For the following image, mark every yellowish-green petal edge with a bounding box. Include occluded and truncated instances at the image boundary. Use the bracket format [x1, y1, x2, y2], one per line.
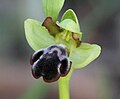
[69, 43, 101, 69]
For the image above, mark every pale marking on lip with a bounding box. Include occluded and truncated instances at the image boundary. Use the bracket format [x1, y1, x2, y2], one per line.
[48, 45, 68, 61]
[57, 63, 61, 74]
[50, 47, 61, 55]
[32, 59, 39, 70]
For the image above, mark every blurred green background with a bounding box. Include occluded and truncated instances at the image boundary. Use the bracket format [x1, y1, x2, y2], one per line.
[0, 0, 120, 99]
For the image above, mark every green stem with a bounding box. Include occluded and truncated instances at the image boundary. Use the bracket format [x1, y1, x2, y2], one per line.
[58, 68, 73, 99]
[58, 78, 70, 99]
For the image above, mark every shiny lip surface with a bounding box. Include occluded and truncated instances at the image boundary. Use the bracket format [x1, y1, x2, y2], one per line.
[30, 44, 72, 83]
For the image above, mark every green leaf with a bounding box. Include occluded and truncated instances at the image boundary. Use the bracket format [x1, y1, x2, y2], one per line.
[69, 43, 101, 69]
[42, 0, 65, 22]
[56, 19, 81, 34]
[24, 19, 55, 51]
[61, 9, 80, 30]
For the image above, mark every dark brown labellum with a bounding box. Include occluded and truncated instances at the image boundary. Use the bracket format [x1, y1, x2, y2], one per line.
[30, 50, 44, 65]
[30, 44, 72, 83]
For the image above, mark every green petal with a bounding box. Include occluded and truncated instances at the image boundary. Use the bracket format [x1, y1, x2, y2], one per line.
[56, 19, 82, 35]
[24, 19, 55, 51]
[61, 9, 80, 30]
[42, 0, 65, 22]
[69, 43, 101, 69]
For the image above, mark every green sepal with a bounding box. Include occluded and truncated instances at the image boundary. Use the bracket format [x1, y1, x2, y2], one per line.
[56, 19, 82, 35]
[24, 19, 55, 51]
[42, 0, 65, 22]
[61, 9, 80, 30]
[69, 43, 101, 69]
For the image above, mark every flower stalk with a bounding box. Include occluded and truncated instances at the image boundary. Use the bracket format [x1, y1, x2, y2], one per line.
[58, 67, 73, 99]
[58, 78, 70, 99]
